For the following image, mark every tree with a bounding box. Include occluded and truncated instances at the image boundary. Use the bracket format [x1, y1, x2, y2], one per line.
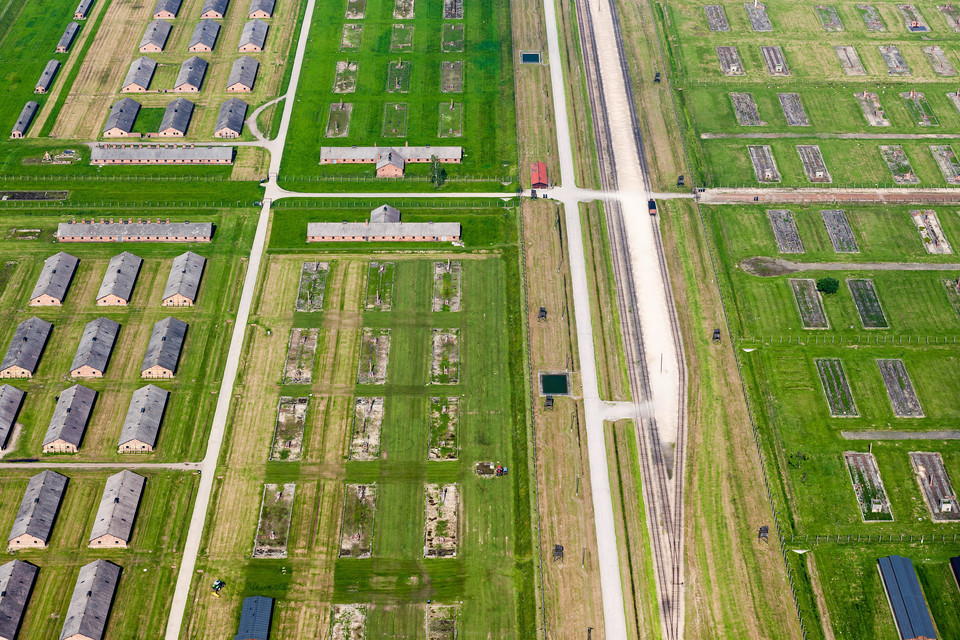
[816, 277, 840, 294]
[430, 155, 447, 189]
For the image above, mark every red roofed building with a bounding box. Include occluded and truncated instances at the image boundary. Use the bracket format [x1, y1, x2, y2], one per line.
[531, 162, 548, 189]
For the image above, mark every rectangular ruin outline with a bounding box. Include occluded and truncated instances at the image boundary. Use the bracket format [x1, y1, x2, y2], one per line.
[428, 395, 460, 460]
[338, 483, 378, 558]
[797, 145, 832, 183]
[931, 145, 960, 183]
[924, 45, 956, 76]
[909, 451, 960, 521]
[296, 261, 329, 311]
[744, 1, 773, 31]
[426, 603, 460, 640]
[760, 45, 790, 76]
[704, 4, 729, 30]
[269, 396, 309, 461]
[815, 357, 860, 417]
[820, 209, 860, 253]
[877, 358, 924, 417]
[252, 482, 296, 558]
[767, 209, 804, 253]
[835, 45, 866, 76]
[901, 91, 939, 127]
[282, 327, 319, 384]
[749, 145, 780, 183]
[789, 278, 829, 329]
[364, 261, 395, 310]
[430, 327, 461, 384]
[844, 451, 894, 522]
[730, 92, 765, 127]
[847, 278, 889, 329]
[330, 604, 367, 640]
[910, 209, 953, 253]
[879, 45, 910, 76]
[349, 396, 384, 460]
[879, 145, 920, 184]
[424, 482, 460, 557]
[717, 46, 745, 76]
[857, 3, 886, 31]
[855, 91, 890, 127]
[432, 260, 462, 311]
[357, 327, 391, 384]
[816, 4, 844, 31]
[778, 93, 810, 126]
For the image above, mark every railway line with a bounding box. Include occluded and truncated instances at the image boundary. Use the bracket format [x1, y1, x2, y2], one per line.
[570, 0, 688, 635]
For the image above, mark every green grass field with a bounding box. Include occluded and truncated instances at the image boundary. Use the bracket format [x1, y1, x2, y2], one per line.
[182, 205, 534, 638]
[0, 208, 256, 461]
[655, 0, 960, 185]
[0, 469, 198, 639]
[704, 202, 960, 637]
[278, 0, 517, 190]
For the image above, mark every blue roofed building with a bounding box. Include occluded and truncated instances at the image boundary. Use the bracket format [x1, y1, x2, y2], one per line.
[878, 555, 937, 640]
[235, 596, 273, 640]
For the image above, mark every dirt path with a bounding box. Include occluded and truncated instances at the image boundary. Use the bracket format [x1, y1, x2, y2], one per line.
[804, 553, 837, 640]
[701, 188, 960, 205]
[842, 430, 960, 440]
[741, 256, 960, 276]
[702, 132, 960, 140]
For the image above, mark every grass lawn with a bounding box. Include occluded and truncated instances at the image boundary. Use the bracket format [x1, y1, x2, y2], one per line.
[180, 206, 534, 638]
[278, 0, 517, 190]
[656, 0, 960, 185]
[809, 544, 960, 640]
[0, 207, 256, 461]
[700, 199, 960, 635]
[0, 469, 198, 639]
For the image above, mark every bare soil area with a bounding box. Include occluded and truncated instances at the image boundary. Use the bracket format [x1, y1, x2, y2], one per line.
[424, 483, 459, 557]
[270, 396, 309, 461]
[749, 145, 780, 182]
[432, 261, 462, 311]
[911, 209, 953, 253]
[339, 483, 377, 557]
[357, 328, 391, 384]
[845, 452, 893, 521]
[346, 0, 366, 18]
[253, 483, 296, 558]
[394, 0, 415, 19]
[428, 396, 459, 460]
[430, 329, 461, 384]
[768, 209, 804, 253]
[910, 452, 960, 520]
[283, 328, 319, 384]
[349, 397, 384, 460]
[427, 604, 459, 640]
[330, 604, 366, 640]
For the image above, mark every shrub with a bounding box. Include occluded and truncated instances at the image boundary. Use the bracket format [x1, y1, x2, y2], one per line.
[816, 277, 840, 294]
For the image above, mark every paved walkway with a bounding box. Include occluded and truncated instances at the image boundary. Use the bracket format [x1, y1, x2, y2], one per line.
[701, 132, 960, 140]
[842, 430, 960, 440]
[0, 461, 200, 470]
[701, 187, 960, 205]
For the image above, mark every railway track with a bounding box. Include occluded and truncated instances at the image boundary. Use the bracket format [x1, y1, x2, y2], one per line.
[570, 0, 688, 636]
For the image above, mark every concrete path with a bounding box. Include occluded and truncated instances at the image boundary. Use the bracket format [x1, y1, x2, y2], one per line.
[540, 0, 630, 635]
[701, 187, 960, 205]
[842, 430, 960, 440]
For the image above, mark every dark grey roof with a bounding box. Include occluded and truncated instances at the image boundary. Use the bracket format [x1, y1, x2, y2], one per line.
[57, 22, 80, 51]
[97, 251, 142, 302]
[227, 56, 258, 89]
[0, 560, 38, 640]
[36, 60, 61, 91]
[878, 555, 937, 640]
[215, 98, 247, 135]
[239, 19, 268, 49]
[175, 56, 207, 91]
[141, 317, 187, 373]
[60, 560, 121, 640]
[75, 0, 94, 15]
[9, 470, 68, 543]
[235, 596, 273, 640]
[103, 98, 140, 134]
[89, 470, 144, 543]
[140, 20, 171, 50]
[11, 101, 38, 136]
[153, 0, 181, 16]
[70, 317, 120, 374]
[0, 384, 25, 449]
[371, 205, 400, 223]
[189, 19, 220, 49]
[118, 384, 168, 448]
[248, 0, 274, 15]
[163, 251, 205, 302]
[1, 317, 53, 375]
[43, 384, 97, 449]
[31, 251, 79, 303]
[59, 220, 214, 239]
[160, 98, 194, 135]
[201, 0, 229, 15]
[122, 57, 156, 90]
